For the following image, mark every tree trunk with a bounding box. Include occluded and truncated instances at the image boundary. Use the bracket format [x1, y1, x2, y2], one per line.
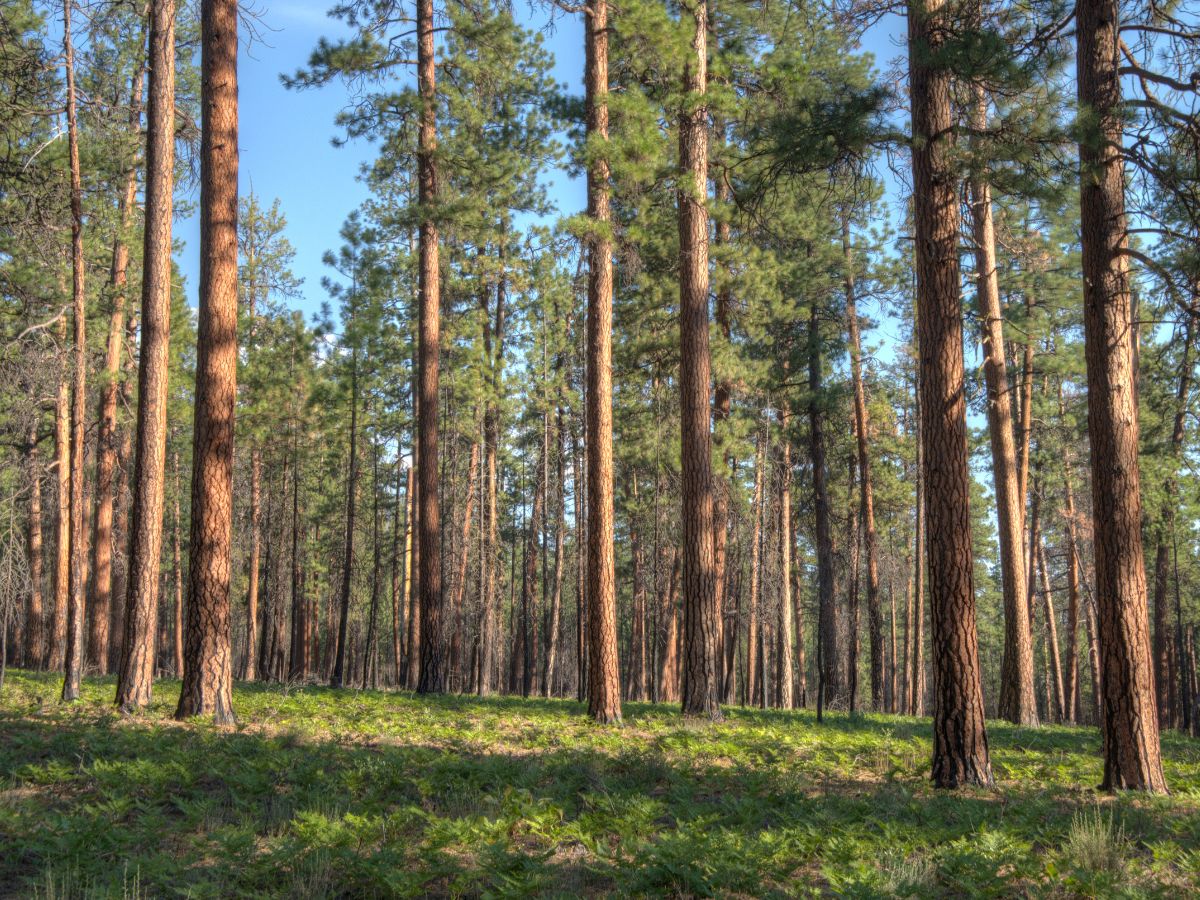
[290, 432, 307, 682]
[845, 453, 860, 712]
[1061, 403, 1082, 724]
[746, 427, 765, 706]
[545, 412, 567, 697]
[331, 354, 359, 688]
[26, 428, 45, 669]
[809, 305, 839, 709]
[1076, 0, 1166, 793]
[115, 0, 175, 709]
[843, 222, 884, 711]
[583, 0, 621, 724]
[1037, 540, 1065, 722]
[450, 442, 479, 690]
[391, 463, 409, 686]
[49, 319, 70, 673]
[776, 414, 794, 709]
[362, 433, 382, 690]
[908, 0, 992, 786]
[676, 0, 721, 722]
[1152, 305, 1195, 728]
[970, 89, 1038, 728]
[175, 0, 238, 724]
[61, 0, 88, 702]
[414, 0, 444, 695]
[91, 47, 146, 676]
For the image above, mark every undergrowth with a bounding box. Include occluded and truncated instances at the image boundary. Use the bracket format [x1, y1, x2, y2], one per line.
[1, 670, 1198, 897]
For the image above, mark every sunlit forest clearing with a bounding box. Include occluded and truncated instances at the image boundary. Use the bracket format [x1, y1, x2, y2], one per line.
[3, 0, 1200, 889]
[2, 670, 1199, 897]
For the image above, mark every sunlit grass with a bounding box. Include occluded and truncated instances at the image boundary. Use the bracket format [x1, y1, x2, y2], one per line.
[2, 669, 1198, 897]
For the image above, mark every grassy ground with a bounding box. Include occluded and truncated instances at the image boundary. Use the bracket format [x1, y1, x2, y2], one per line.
[1, 671, 1198, 898]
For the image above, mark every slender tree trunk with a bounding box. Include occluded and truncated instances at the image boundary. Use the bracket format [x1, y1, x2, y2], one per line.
[362, 433, 383, 690]
[544, 412, 567, 697]
[583, 0, 621, 724]
[406, 431, 421, 688]
[1037, 540, 1065, 722]
[846, 453, 860, 712]
[391, 462, 408, 686]
[746, 427, 765, 705]
[116, 0, 175, 709]
[911, 373, 927, 717]
[908, 0, 991, 786]
[331, 355, 359, 688]
[61, 0, 88, 702]
[843, 221, 884, 710]
[415, 0, 444, 695]
[1076, 0, 1166, 792]
[1152, 305, 1195, 728]
[290, 433, 307, 682]
[1060, 401, 1082, 724]
[970, 89, 1038, 727]
[91, 48, 146, 675]
[171, 451, 184, 677]
[450, 442, 479, 690]
[49, 319, 70, 673]
[176, 0, 238, 724]
[26, 428, 45, 669]
[809, 306, 839, 709]
[776, 414, 795, 709]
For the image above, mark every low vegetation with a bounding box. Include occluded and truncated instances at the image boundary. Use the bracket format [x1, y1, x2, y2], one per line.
[2, 670, 1198, 897]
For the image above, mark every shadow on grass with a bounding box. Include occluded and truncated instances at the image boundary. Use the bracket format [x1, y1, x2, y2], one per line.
[1, 671, 1198, 897]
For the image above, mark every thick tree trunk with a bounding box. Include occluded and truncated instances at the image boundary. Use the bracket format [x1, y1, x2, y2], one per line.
[176, 0, 238, 724]
[61, 0, 88, 702]
[115, 0, 175, 709]
[415, 0, 444, 695]
[676, 0, 721, 722]
[970, 89, 1038, 727]
[583, 0, 621, 724]
[1076, 0, 1166, 793]
[908, 0, 992, 786]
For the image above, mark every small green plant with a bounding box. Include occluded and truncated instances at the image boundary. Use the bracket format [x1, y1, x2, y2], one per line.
[1064, 805, 1127, 877]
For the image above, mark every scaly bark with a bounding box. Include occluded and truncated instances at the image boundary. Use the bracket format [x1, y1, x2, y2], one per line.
[415, 0, 445, 695]
[909, 0, 992, 786]
[61, 0, 87, 702]
[1076, 0, 1166, 792]
[176, 0, 238, 724]
[970, 86, 1038, 727]
[116, 0, 175, 710]
[584, 0, 621, 724]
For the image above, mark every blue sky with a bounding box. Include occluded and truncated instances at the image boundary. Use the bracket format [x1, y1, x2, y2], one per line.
[173, 2, 910, 323]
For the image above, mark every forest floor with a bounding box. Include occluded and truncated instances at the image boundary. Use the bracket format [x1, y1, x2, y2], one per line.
[1, 671, 1199, 898]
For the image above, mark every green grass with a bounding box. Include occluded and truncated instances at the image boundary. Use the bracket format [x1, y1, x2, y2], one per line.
[1, 670, 1198, 898]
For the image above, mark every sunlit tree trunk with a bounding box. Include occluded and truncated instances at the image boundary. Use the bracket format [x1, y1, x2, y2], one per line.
[176, 0, 238, 724]
[1076, 0, 1166, 792]
[116, 0, 175, 709]
[908, 0, 991, 786]
[583, 0, 621, 724]
[415, 0, 445, 695]
[61, 0, 88, 702]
